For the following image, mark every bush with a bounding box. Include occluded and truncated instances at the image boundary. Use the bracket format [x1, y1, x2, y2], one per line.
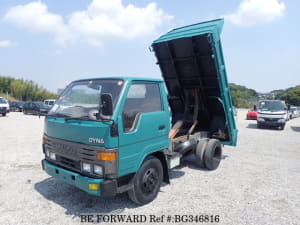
[0, 75, 57, 101]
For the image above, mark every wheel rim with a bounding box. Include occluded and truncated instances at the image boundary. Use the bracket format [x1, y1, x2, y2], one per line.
[212, 146, 222, 164]
[141, 168, 158, 194]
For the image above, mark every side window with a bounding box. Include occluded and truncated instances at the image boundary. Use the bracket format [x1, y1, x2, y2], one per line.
[122, 83, 162, 132]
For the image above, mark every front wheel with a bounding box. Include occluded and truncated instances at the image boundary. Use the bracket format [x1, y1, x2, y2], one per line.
[2, 113, 6, 116]
[128, 156, 163, 205]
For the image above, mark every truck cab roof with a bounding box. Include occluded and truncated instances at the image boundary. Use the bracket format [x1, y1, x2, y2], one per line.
[74, 77, 164, 83]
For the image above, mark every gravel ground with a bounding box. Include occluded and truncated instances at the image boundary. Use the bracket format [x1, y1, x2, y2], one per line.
[0, 109, 300, 225]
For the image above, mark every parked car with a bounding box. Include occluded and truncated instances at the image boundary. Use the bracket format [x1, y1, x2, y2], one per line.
[9, 101, 25, 112]
[233, 106, 237, 116]
[44, 99, 56, 107]
[23, 102, 50, 115]
[290, 106, 299, 119]
[0, 97, 9, 116]
[246, 108, 258, 120]
[257, 100, 288, 130]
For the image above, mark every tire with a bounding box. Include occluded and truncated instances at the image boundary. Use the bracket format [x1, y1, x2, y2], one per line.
[204, 139, 222, 170]
[128, 156, 163, 205]
[279, 124, 285, 130]
[2, 113, 6, 116]
[194, 138, 209, 167]
[257, 123, 262, 129]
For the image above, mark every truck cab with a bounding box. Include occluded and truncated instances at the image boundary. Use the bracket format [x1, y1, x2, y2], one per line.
[42, 19, 237, 205]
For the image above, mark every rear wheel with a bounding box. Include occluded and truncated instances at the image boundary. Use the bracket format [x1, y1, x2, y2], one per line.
[204, 139, 222, 170]
[194, 138, 209, 168]
[128, 156, 163, 205]
[2, 113, 6, 116]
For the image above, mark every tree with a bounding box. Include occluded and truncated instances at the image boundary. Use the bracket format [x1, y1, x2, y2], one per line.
[278, 86, 300, 106]
[229, 83, 258, 108]
[0, 75, 57, 101]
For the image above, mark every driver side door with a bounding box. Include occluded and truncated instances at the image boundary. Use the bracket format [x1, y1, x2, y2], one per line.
[118, 82, 170, 176]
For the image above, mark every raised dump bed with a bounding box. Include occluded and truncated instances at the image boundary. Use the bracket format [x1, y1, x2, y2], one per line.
[152, 19, 237, 146]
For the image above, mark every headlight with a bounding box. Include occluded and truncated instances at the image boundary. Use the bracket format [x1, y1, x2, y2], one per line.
[257, 117, 264, 121]
[82, 162, 92, 172]
[50, 152, 56, 160]
[278, 118, 285, 123]
[94, 165, 103, 175]
[45, 149, 50, 157]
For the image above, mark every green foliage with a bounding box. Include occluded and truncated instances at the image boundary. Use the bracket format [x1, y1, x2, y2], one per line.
[277, 86, 300, 106]
[0, 93, 19, 102]
[0, 75, 57, 101]
[229, 83, 258, 108]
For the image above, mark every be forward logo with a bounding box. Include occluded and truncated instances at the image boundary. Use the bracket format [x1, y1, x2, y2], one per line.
[89, 138, 104, 144]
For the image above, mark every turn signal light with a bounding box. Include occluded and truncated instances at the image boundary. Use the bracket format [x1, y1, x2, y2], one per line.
[97, 152, 117, 161]
[88, 183, 99, 191]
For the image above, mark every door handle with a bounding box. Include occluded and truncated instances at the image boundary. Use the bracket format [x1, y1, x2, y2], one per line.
[158, 125, 165, 130]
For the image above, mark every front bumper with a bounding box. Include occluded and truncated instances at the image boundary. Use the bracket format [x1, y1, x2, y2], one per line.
[42, 160, 117, 196]
[257, 120, 285, 127]
[0, 107, 6, 113]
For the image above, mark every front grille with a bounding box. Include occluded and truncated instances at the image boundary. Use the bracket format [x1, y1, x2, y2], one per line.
[44, 135, 118, 178]
[58, 156, 81, 171]
[44, 136, 104, 175]
[264, 118, 279, 122]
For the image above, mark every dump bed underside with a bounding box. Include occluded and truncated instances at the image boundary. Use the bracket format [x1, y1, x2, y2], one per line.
[152, 19, 237, 145]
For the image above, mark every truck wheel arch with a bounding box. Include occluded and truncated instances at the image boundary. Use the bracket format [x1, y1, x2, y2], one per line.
[136, 151, 169, 184]
[149, 151, 169, 184]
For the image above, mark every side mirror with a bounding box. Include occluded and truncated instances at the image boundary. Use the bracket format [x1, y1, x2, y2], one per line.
[99, 93, 113, 120]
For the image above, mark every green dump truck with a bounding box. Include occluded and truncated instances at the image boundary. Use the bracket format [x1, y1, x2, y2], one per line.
[41, 19, 237, 205]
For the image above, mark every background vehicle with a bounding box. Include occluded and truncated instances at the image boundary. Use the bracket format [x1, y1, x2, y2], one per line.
[233, 106, 237, 116]
[23, 102, 50, 115]
[257, 100, 288, 130]
[246, 108, 258, 120]
[44, 99, 56, 107]
[0, 97, 9, 116]
[290, 106, 299, 119]
[9, 101, 25, 112]
[41, 19, 237, 205]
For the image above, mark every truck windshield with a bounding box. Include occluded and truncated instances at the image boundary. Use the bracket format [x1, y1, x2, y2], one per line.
[259, 101, 286, 112]
[48, 79, 124, 120]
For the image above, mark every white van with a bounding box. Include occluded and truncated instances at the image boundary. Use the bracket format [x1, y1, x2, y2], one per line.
[257, 100, 288, 130]
[0, 97, 10, 116]
[44, 99, 56, 107]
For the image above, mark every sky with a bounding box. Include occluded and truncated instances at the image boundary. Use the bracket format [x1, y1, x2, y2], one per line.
[0, 0, 299, 93]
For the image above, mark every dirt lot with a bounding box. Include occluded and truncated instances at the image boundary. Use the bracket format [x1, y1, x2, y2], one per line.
[0, 109, 300, 225]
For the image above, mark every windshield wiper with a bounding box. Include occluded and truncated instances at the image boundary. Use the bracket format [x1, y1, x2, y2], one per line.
[48, 112, 113, 122]
[64, 116, 90, 121]
[48, 113, 92, 121]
